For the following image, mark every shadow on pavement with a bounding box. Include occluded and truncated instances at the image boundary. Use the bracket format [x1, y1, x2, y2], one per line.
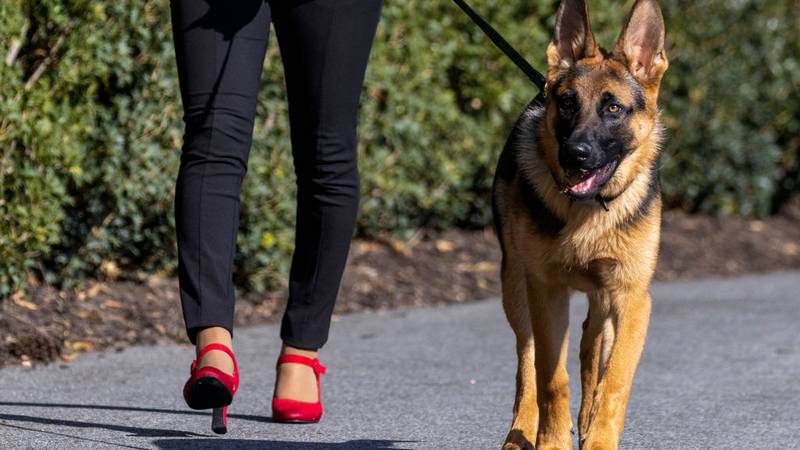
[0, 401, 272, 423]
[0, 412, 206, 438]
[0, 402, 417, 449]
[153, 439, 414, 449]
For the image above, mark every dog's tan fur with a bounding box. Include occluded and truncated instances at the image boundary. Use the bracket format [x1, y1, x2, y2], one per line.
[492, 1, 668, 449]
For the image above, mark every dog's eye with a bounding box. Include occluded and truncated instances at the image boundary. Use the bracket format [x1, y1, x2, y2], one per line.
[559, 97, 576, 112]
[607, 103, 623, 114]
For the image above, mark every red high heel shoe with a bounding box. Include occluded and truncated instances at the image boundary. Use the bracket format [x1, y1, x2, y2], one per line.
[183, 343, 239, 434]
[271, 354, 327, 423]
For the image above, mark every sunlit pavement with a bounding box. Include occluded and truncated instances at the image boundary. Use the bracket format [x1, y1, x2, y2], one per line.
[1, 272, 799, 449]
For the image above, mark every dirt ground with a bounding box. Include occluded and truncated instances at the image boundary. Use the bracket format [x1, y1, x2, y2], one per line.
[2, 209, 799, 368]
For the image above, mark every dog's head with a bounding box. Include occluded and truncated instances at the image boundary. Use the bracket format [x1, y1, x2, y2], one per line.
[541, 0, 668, 201]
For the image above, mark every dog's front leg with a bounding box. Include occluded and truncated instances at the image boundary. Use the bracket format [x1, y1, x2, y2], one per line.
[581, 289, 652, 450]
[503, 337, 538, 450]
[527, 280, 572, 450]
[577, 299, 608, 441]
[501, 258, 538, 450]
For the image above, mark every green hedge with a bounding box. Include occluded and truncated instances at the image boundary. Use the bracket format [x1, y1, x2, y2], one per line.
[1, 0, 798, 296]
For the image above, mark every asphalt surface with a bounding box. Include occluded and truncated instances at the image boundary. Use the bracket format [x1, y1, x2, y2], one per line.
[1, 272, 799, 449]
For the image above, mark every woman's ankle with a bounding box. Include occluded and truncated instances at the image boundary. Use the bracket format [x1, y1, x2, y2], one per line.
[197, 327, 232, 351]
[195, 327, 234, 376]
[275, 343, 321, 402]
[280, 343, 318, 359]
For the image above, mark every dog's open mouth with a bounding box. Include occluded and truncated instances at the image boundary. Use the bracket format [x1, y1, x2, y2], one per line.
[565, 160, 619, 199]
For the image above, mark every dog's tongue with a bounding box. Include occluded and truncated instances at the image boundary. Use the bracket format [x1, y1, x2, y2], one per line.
[569, 171, 601, 195]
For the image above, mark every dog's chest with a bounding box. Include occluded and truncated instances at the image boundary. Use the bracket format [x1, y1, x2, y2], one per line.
[546, 251, 618, 292]
[548, 226, 623, 291]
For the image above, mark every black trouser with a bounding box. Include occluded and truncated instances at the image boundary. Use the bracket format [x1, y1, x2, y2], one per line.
[170, 0, 382, 350]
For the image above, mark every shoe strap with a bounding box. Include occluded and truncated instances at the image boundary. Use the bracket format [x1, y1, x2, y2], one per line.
[192, 343, 238, 377]
[277, 354, 327, 375]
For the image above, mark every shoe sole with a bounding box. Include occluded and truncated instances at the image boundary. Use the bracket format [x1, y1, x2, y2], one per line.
[185, 376, 233, 410]
[272, 415, 321, 424]
[273, 419, 321, 424]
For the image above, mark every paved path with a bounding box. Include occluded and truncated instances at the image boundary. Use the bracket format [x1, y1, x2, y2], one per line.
[1, 272, 799, 449]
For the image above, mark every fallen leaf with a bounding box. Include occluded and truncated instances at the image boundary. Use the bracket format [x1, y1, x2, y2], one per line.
[62, 353, 80, 362]
[146, 275, 162, 287]
[102, 299, 123, 309]
[69, 341, 96, 351]
[435, 239, 454, 253]
[12, 297, 38, 311]
[456, 262, 497, 273]
[100, 260, 121, 279]
[356, 242, 381, 253]
[87, 283, 101, 297]
[388, 238, 412, 256]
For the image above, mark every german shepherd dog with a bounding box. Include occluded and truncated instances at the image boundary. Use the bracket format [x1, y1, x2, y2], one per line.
[492, 0, 668, 449]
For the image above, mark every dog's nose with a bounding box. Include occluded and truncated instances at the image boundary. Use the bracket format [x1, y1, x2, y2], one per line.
[567, 142, 592, 162]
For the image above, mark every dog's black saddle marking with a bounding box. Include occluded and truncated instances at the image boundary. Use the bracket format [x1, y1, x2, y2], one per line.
[495, 99, 566, 239]
[622, 160, 662, 228]
[519, 177, 566, 237]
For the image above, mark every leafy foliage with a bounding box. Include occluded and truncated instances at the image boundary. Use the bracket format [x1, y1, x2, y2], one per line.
[657, 0, 800, 216]
[1, 0, 798, 296]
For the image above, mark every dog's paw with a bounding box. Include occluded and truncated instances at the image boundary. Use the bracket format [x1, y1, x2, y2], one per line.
[502, 442, 533, 450]
[580, 434, 618, 450]
[503, 429, 534, 450]
[580, 443, 616, 450]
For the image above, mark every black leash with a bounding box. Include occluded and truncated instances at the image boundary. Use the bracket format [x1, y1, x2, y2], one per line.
[451, 0, 547, 94]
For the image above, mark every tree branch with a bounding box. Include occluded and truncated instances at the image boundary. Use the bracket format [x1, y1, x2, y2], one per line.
[23, 25, 70, 91]
[4, 19, 29, 66]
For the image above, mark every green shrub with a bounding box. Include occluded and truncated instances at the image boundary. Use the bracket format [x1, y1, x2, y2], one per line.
[658, 0, 800, 216]
[1, 0, 798, 296]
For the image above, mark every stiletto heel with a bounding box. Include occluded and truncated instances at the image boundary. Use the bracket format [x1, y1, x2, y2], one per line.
[212, 406, 228, 434]
[272, 354, 327, 423]
[183, 343, 239, 434]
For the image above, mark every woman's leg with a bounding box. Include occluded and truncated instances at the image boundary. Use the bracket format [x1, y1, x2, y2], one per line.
[269, 0, 382, 400]
[171, 0, 271, 369]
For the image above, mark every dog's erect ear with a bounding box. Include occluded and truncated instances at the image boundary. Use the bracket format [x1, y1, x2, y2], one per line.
[614, 0, 668, 84]
[547, 0, 600, 71]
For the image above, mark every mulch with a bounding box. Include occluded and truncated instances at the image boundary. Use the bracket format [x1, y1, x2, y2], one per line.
[2, 208, 799, 368]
